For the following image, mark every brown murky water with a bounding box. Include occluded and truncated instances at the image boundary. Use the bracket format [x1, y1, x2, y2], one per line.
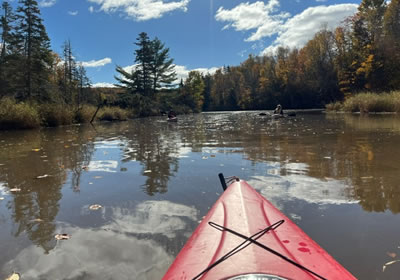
[1, 111, 400, 280]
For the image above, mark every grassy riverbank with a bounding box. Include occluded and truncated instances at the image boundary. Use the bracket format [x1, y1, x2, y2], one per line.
[0, 98, 130, 130]
[326, 91, 400, 113]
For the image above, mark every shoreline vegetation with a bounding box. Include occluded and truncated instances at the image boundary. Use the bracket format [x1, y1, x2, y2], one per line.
[1, 0, 400, 130]
[326, 91, 400, 113]
[0, 97, 130, 130]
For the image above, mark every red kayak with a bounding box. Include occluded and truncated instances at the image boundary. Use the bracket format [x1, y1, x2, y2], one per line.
[163, 176, 356, 280]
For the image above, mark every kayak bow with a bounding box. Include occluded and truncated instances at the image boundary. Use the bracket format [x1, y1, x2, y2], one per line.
[163, 177, 356, 280]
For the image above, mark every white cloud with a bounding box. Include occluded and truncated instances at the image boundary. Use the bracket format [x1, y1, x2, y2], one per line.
[117, 64, 219, 83]
[92, 82, 117, 88]
[87, 0, 190, 21]
[216, 2, 358, 54]
[39, 0, 56, 7]
[81, 57, 112, 68]
[68, 11, 78, 16]
[263, 4, 358, 54]
[174, 65, 220, 82]
[215, 0, 290, 42]
[89, 6, 94, 13]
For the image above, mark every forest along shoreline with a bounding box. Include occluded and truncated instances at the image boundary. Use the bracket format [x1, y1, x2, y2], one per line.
[1, 0, 400, 130]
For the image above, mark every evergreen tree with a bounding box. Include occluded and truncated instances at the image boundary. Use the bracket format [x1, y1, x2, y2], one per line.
[0, 1, 15, 96]
[14, 0, 53, 100]
[76, 63, 91, 106]
[61, 39, 78, 103]
[134, 32, 153, 96]
[150, 37, 177, 93]
[115, 32, 176, 115]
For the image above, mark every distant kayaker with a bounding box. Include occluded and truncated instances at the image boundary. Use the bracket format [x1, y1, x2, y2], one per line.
[273, 104, 284, 115]
[168, 110, 176, 119]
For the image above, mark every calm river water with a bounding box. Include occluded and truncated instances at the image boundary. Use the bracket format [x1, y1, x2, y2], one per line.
[1, 111, 400, 279]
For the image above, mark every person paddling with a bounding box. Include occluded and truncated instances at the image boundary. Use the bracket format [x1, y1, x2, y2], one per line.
[168, 110, 176, 119]
[273, 104, 284, 115]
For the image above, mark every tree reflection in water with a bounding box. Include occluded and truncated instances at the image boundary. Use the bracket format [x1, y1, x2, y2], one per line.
[0, 126, 95, 252]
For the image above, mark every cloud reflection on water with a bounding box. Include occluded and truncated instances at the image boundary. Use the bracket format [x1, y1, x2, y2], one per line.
[108, 200, 198, 238]
[3, 200, 198, 279]
[248, 173, 358, 208]
[3, 227, 172, 280]
[0, 181, 8, 196]
[88, 160, 118, 172]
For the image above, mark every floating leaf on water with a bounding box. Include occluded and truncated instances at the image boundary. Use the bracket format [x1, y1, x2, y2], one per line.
[387, 252, 397, 258]
[55, 234, 70, 240]
[64, 145, 70, 148]
[383, 259, 400, 272]
[32, 148, 40, 152]
[31, 218, 44, 223]
[361, 176, 373, 180]
[36, 174, 50, 179]
[144, 170, 152, 174]
[10, 188, 21, 192]
[5, 272, 20, 280]
[89, 204, 102, 210]
[120, 167, 127, 172]
[324, 156, 331, 159]
[210, 155, 216, 158]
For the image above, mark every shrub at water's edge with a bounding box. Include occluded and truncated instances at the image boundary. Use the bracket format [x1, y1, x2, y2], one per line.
[326, 92, 400, 113]
[38, 104, 75, 127]
[74, 105, 98, 123]
[0, 98, 131, 130]
[97, 106, 129, 121]
[0, 98, 41, 129]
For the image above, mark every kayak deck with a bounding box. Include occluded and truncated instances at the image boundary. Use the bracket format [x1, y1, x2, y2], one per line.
[163, 179, 356, 280]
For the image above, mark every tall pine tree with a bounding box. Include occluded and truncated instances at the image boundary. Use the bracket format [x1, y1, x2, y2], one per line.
[0, 1, 16, 96]
[115, 32, 177, 115]
[14, 0, 53, 100]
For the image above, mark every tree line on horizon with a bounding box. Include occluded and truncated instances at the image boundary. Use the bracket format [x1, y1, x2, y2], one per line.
[115, 0, 400, 114]
[199, 0, 400, 111]
[1, 0, 400, 122]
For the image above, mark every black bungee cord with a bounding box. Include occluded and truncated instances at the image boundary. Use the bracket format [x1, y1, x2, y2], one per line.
[193, 220, 327, 280]
[192, 220, 284, 280]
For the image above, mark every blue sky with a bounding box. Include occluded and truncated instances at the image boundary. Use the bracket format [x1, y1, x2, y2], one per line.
[9, 0, 364, 86]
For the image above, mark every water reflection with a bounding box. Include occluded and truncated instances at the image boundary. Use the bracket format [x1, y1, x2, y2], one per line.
[1, 112, 400, 279]
[0, 127, 95, 252]
[2, 200, 197, 279]
[107, 201, 198, 238]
